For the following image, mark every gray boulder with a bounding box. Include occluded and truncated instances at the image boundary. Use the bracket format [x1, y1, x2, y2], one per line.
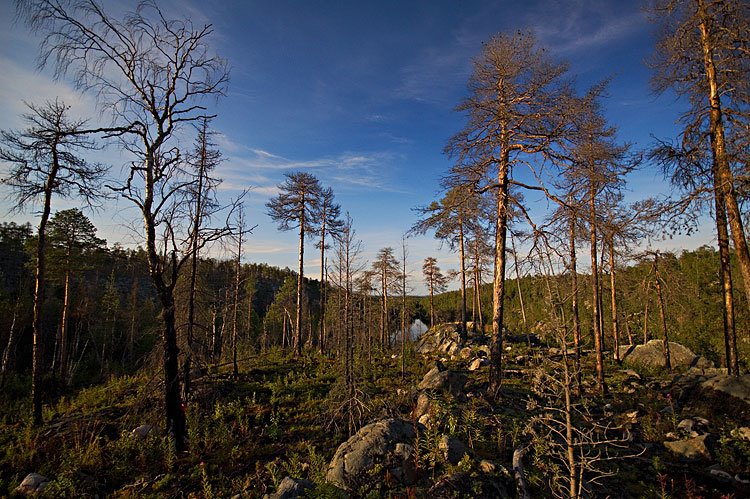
[263, 476, 314, 499]
[414, 323, 466, 357]
[439, 435, 471, 465]
[15, 473, 49, 495]
[664, 434, 711, 460]
[618, 340, 713, 370]
[700, 374, 750, 405]
[131, 424, 154, 439]
[414, 392, 431, 420]
[326, 418, 423, 492]
[417, 363, 466, 397]
[468, 357, 488, 371]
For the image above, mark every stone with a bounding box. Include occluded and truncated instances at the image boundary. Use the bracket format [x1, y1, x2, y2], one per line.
[326, 418, 423, 491]
[479, 459, 497, 474]
[415, 323, 466, 357]
[131, 424, 154, 439]
[263, 476, 314, 499]
[468, 357, 488, 371]
[621, 369, 641, 380]
[438, 435, 470, 465]
[417, 365, 466, 397]
[677, 417, 709, 436]
[623, 410, 639, 423]
[459, 347, 473, 359]
[708, 468, 733, 482]
[618, 340, 713, 370]
[663, 434, 710, 460]
[15, 473, 49, 495]
[700, 374, 750, 405]
[732, 427, 750, 441]
[414, 392, 431, 419]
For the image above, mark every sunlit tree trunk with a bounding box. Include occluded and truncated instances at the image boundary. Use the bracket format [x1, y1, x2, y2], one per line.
[697, 0, 750, 313]
[608, 239, 620, 363]
[490, 138, 510, 395]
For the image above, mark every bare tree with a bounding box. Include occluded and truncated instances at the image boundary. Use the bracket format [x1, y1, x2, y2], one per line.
[399, 235, 410, 379]
[18, 0, 232, 450]
[316, 186, 343, 354]
[413, 186, 479, 338]
[266, 172, 322, 357]
[650, 0, 750, 315]
[372, 247, 400, 349]
[183, 117, 222, 398]
[422, 256, 448, 328]
[0, 99, 109, 424]
[447, 32, 574, 395]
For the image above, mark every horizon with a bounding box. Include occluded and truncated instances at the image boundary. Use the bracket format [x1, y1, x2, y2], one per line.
[0, 0, 716, 294]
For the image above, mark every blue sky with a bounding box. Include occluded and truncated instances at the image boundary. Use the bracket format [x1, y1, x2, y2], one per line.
[0, 0, 712, 292]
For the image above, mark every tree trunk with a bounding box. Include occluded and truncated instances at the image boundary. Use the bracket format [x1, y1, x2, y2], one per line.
[569, 217, 582, 394]
[490, 142, 510, 396]
[401, 240, 407, 379]
[458, 219, 467, 338]
[58, 265, 71, 380]
[655, 271, 671, 373]
[319, 219, 327, 354]
[295, 208, 305, 357]
[712, 162, 739, 375]
[698, 0, 750, 313]
[428, 276, 435, 329]
[609, 240, 620, 363]
[31, 158, 58, 425]
[589, 167, 606, 394]
[1, 291, 23, 386]
[143, 152, 186, 453]
[232, 230, 242, 379]
[562, 348, 577, 499]
[642, 279, 650, 344]
[511, 234, 527, 332]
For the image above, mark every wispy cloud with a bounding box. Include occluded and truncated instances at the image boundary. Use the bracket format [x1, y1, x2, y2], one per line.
[214, 138, 408, 196]
[526, 1, 646, 56]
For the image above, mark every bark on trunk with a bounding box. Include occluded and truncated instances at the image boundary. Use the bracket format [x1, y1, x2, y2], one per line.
[295, 207, 305, 357]
[490, 142, 510, 396]
[319, 223, 326, 354]
[458, 220, 467, 338]
[569, 217, 582, 394]
[698, 1, 750, 313]
[609, 240, 620, 363]
[589, 166, 606, 394]
[713, 164, 739, 375]
[1, 292, 22, 385]
[31, 156, 58, 425]
[232, 231, 242, 379]
[655, 273, 671, 373]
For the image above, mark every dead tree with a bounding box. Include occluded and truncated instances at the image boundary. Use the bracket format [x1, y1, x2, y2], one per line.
[266, 172, 322, 356]
[19, 0, 233, 450]
[0, 100, 111, 424]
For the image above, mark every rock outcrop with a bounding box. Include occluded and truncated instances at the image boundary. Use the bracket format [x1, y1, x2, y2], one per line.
[326, 418, 423, 492]
[414, 323, 467, 357]
[618, 340, 713, 370]
[664, 434, 711, 460]
[417, 362, 467, 398]
[14, 473, 49, 495]
[700, 374, 750, 405]
[263, 476, 314, 499]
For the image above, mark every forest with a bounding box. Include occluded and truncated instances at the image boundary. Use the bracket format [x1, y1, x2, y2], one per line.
[1, 0, 749, 497]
